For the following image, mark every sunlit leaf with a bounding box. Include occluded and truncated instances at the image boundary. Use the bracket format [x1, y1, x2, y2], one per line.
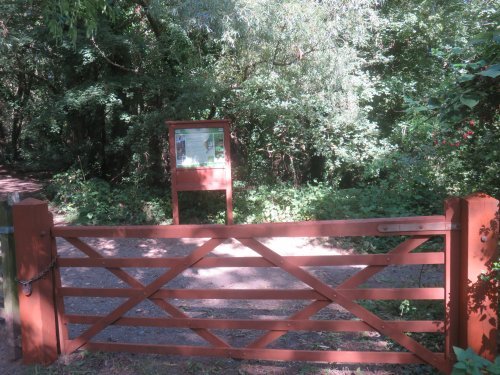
[477, 64, 500, 78]
[459, 94, 480, 108]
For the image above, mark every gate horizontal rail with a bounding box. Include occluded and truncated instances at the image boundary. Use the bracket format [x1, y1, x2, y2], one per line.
[59, 287, 445, 300]
[84, 342, 447, 364]
[65, 315, 445, 332]
[52, 215, 453, 238]
[57, 252, 444, 267]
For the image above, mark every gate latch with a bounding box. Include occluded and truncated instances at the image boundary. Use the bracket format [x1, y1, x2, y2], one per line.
[0, 226, 14, 235]
[377, 222, 460, 233]
[16, 256, 58, 296]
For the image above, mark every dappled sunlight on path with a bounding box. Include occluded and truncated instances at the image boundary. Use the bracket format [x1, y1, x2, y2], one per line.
[0, 165, 44, 200]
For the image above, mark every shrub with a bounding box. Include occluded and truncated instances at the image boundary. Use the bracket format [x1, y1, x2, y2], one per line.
[49, 169, 172, 225]
[452, 347, 500, 375]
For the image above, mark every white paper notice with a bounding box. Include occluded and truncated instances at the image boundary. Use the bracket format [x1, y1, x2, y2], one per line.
[175, 128, 225, 168]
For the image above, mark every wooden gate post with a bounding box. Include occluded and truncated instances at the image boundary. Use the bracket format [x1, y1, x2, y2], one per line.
[13, 198, 58, 365]
[459, 193, 499, 360]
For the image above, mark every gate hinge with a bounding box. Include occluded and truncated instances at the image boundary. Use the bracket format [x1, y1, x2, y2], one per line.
[0, 226, 14, 235]
[377, 222, 460, 233]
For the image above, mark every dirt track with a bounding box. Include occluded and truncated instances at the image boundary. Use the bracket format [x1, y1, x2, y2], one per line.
[0, 166, 45, 201]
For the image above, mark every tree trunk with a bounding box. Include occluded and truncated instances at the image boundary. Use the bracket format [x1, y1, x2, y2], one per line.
[0, 120, 6, 151]
[10, 73, 31, 161]
[11, 111, 22, 161]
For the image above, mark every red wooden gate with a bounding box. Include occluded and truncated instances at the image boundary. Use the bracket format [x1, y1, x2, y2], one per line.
[12, 195, 499, 374]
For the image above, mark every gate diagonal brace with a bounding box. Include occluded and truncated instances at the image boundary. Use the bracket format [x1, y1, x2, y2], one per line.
[247, 300, 331, 349]
[337, 236, 431, 289]
[237, 237, 448, 373]
[63, 237, 230, 353]
[246, 236, 431, 349]
[64, 238, 230, 349]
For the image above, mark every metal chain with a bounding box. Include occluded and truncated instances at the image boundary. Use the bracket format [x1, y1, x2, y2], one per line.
[16, 256, 58, 296]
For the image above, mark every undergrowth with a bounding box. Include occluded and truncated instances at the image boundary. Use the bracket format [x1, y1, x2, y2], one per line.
[47, 169, 172, 225]
[48, 169, 444, 227]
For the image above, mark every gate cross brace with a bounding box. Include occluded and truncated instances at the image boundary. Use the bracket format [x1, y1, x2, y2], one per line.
[237, 237, 449, 373]
[63, 237, 230, 354]
[60, 235, 449, 373]
[245, 236, 431, 349]
[337, 236, 430, 289]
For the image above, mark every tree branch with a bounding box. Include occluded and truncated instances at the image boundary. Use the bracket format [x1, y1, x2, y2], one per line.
[133, 0, 162, 39]
[91, 37, 139, 74]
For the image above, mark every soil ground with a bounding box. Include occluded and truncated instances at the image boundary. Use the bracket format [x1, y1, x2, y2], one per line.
[0, 166, 449, 374]
[0, 166, 47, 200]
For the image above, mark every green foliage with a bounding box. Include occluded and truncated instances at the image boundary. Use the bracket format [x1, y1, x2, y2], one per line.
[2, 0, 499, 235]
[232, 179, 443, 256]
[215, 0, 388, 184]
[49, 169, 171, 224]
[493, 258, 500, 281]
[234, 180, 442, 226]
[178, 191, 227, 224]
[2, 0, 390, 186]
[399, 1, 500, 199]
[452, 347, 500, 375]
[49, 170, 445, 228]
[42, 0, 119, 44]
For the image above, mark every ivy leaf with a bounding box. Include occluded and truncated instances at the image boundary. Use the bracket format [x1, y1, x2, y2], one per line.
[453, 347, 468, 361]
[477, 64, 500, 78]
[469, 60, 487, 70]
[460, 94, 480, 108]
[457, 74, 475, 83]
[487, 357, 500, 374]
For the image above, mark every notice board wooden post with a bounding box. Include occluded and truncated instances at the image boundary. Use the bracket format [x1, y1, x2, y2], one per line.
[167, 120, 233, 225]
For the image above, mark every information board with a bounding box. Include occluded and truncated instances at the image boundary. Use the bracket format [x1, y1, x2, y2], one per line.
[166, 120, 233, 225]
[175, 128, 225, 168]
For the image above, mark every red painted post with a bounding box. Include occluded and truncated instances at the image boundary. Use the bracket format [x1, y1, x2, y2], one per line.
[444, 198, 461, 365]
[13, 198, 58, 365]
[224, 123, 233, 225]
[459, 193, 498, 360]
[168, 123, 180, 225]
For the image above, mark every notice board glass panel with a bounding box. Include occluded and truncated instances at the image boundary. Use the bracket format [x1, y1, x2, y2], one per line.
[175, 128, 225, 168]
